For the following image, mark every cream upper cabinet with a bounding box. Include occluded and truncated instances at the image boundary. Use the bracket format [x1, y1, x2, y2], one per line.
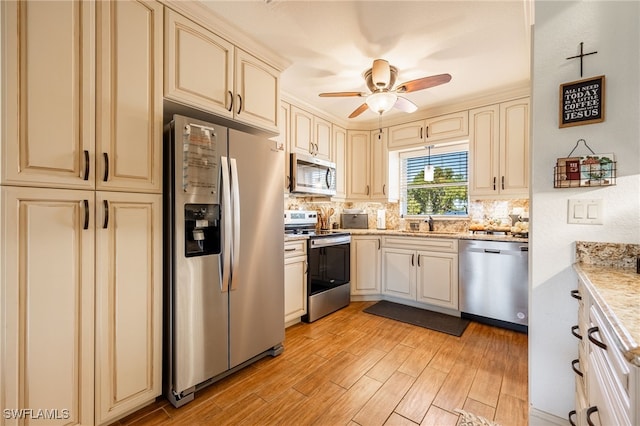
[345, 129, 388, 201]
[290, 106, 331, 160]
[469, 98, 530, 197]
[332, 124, 347, 200]
[370, 129, 389, 200]
[94, 192, 162, 425]
[278, 102, 291, 192]
[1, 0, 96, 189]
[233, 48, 280, 132]
[97, 0, 163, 194]
[1, 0, 163, 193]
[346, 130, 371, 199]
[165, 10, 279, 133]
[351, 236, 382, 296]
[164, 9, 234, 118]
[388, 111, 468, 149]
[1, 186, 95, 426]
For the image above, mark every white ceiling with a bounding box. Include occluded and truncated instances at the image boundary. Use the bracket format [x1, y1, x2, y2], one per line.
[201, 0, 532, 125]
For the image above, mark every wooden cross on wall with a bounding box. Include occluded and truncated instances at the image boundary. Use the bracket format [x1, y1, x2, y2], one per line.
[566, 42, 598, 77]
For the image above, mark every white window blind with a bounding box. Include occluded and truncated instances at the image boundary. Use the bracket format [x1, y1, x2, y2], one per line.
[400, 143, 469, 216]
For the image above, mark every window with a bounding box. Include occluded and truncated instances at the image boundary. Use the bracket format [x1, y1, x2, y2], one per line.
[400, 143, 468, 216]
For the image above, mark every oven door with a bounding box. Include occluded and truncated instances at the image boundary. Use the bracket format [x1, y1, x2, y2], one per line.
[308, 238, 350, 296]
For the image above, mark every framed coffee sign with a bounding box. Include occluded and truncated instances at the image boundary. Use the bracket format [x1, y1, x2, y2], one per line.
[559, 75, 605, 128]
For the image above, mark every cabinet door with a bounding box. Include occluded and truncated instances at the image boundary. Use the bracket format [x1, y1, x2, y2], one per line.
[416, 251, 459, 309]
[1, 1, 95, 189]
[313, 115, 332, 160]
[388, 119, 425, 149]
[346, 130, 371, 199]
[332, 125, 347, 200]
[381, 248, 415, 301]
[425, 111, 469, 142]
[290, 106, 314, 156]
[284, 255, 307, 323]
[370, 129, 389, 201]
[279, 102, 291, 192]
[1, 186, 95, 425]
[164, 10, 234, 117]
[97, 0, 163, 194]
[499, 98, 530, 196]
[469, 104, 500, 196]
[234, 48, 279, 133]
[95, 192, 162, 425]
[351, 237, 381, 295]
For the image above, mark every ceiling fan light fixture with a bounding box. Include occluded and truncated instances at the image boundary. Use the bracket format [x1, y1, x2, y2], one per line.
[366, 92, 397, 114]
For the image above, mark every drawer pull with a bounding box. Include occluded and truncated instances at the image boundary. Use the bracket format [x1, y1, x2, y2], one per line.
[587, 327, 607, 350]
[284, 247, 297, 252]
[568, 410, 577, 426]
[571, 325, 582, 340]
[570, 289, 582, 300]
[571, 359, 583, 377]
[586, 406, 598, 426]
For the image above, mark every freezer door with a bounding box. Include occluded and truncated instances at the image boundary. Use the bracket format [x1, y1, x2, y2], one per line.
[228, 129, 285, 368]
[168, 116, 230, 395]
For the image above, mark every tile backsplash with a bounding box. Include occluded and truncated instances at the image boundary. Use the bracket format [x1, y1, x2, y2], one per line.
[284, 197, 529, 232]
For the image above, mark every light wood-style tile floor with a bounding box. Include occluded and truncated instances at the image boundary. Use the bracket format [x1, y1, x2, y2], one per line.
[114, 301, 528, 426]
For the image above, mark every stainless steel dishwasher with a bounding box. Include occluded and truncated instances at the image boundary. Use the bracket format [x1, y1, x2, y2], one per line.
[459, 239, 528, 332]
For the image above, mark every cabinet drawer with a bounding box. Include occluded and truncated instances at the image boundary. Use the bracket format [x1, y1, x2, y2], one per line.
[284, 240, 306, 258]
[382, 236, 458, 253]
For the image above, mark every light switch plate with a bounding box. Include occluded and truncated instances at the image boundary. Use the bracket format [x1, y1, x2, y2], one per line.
[568, 199, 603, 224]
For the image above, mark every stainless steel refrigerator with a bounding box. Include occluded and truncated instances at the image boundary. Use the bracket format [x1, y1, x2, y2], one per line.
[163, 115, 284, 407]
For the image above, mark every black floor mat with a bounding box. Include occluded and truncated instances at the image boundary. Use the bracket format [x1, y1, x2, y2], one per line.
[363, 300, 470, 337]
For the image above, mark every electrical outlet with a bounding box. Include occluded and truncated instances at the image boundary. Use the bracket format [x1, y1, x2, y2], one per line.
[568, 199, 603, 224]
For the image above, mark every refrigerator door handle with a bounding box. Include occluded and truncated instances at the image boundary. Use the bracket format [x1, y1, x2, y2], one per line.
[230, 157, 241, 291]
[221, 156, 232, 292]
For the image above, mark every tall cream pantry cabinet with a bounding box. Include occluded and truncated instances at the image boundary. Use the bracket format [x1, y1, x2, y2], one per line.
[1, 1, 163, 425]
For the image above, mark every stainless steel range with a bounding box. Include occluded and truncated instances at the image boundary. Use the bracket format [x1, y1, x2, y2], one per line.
[284, 210, 351, 322]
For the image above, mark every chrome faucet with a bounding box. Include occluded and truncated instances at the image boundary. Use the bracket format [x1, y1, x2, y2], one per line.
[426, 215, 434, 232]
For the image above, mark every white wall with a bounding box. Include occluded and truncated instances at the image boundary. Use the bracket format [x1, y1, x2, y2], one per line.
[530, 0, 640, 419]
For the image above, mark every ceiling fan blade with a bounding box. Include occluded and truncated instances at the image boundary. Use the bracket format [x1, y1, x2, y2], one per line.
[372, 59, 391, 89]
[395, 73, 452, 93]
[319, 91, 365, 97]
[348, 103, 370, 118]
[394, 96, 418, 113]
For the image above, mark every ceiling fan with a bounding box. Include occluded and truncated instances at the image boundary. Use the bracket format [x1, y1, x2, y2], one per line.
[319, 59, 452, 118]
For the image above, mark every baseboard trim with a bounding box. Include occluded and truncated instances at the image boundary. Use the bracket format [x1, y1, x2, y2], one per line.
[529, 407, 570, 426]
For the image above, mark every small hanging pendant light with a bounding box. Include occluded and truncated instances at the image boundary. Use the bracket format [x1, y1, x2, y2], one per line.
[424, 145, 434, 182]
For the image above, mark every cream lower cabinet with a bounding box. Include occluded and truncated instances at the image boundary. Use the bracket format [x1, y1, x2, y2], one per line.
[0, 187, 162, 426]
[1, 186, 96, 426]
[94, 192, 162, 425]
[382, 237, 459, 310]
[284, 240, 307, 325]
[350, 236, 381, 296]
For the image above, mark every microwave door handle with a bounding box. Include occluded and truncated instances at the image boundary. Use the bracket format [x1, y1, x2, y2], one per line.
[220, 156, 231, 292]
[325, 168, 331, 189]
[230, 157, 241, 291]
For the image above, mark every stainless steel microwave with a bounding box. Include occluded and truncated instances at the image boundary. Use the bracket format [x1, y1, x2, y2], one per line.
[290, 153, 336, 196]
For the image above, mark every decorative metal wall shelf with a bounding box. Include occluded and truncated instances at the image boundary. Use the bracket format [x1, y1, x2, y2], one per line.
[554, 139, 616, 188]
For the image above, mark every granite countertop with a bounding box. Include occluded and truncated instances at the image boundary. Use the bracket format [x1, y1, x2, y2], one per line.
[574, 263, 640, 365]
[340, 228, 529, 243]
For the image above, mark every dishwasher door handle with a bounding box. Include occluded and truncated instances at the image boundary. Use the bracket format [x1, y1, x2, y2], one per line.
[484, 249, 501, 254]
